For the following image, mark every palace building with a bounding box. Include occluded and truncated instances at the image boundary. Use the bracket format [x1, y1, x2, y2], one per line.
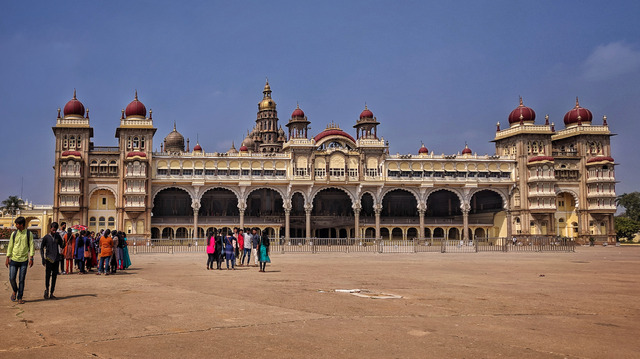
[51, 83, 617, 244]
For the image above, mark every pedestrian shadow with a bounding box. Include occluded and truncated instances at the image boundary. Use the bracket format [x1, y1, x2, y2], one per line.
[28, 293, 97, 303]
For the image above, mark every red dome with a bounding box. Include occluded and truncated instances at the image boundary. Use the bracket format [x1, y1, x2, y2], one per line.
[63, 90, 85, 117]
[359, 106, 373, 119]
[314, 128, 356, 143]
[239, 145, 248, 152]
[418, 144, 429, 154]
[193, 144, 202, 152]
[291, 106, 305, 118]
[461, 144, 472, 155]
[564, 97, 592, 125]
[61, 150, 82, 158]
[508, 97, 536, 124]
[126, 151, 146, 158]
[125, 91, 147, 118]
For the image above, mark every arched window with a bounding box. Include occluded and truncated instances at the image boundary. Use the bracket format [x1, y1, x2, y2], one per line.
[69, 135, 76, 149]
[89, 217, 96, 227]
[63, 135, 68, 149]
[127, 137, 132, 149]
[76, 135, 82, 149]
[98, 216, 106, 228]
[108, 217, 115, 228]
[133, 137, 139, 149]
[140, 137, 145, 149]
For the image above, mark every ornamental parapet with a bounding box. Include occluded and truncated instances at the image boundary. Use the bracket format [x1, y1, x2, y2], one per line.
[494, 124, 554, 140]
[552, 125, 610, 140]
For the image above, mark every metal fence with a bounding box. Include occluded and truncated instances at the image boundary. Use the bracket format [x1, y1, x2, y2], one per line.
[0, 239, 42, 255]
[123, 236, 575, 255]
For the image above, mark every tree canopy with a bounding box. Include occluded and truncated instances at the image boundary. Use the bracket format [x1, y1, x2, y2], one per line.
[1, 195, 24, 216]
[616, 192, 640, 240]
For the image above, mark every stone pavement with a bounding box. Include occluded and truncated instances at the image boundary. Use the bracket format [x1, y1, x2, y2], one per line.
[1, 247, 639, 358]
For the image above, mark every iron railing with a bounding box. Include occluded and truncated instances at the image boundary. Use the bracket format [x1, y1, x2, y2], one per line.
[124, 236, 575, 255]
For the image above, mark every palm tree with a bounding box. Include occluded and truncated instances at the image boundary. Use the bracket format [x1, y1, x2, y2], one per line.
[1, 196, 25, 224]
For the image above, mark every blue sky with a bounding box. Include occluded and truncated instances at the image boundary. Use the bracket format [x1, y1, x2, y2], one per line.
[1, 0, 639, 204]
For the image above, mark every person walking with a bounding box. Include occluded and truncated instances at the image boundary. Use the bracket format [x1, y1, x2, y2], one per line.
[5, 217, 35, 304]
[40, 222, 63, 299]
[224, 231, 236, 270]
[97, 229, 114, 275]
[257, 234, 271, 273]
[206, 230, 215, 270]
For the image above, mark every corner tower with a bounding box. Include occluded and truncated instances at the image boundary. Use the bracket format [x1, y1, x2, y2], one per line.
[256, 80, 284, 152]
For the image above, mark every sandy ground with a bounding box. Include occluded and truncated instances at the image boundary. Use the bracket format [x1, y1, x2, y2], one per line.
[1, 247, 639, 359]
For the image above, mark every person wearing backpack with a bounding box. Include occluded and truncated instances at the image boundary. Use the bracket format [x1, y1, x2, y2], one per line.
[40, 222, 63, 299]
[5, 216, 34, 304]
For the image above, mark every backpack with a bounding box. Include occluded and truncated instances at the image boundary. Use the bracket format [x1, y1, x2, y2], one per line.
[9, 230, 32, 256]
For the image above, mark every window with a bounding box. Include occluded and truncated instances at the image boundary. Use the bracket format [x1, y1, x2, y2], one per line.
[98, 216, 106, 228]
[133, 137, 139, 149]
[157, 169, 168, 175]
[102, 197, 107, 205]
[108, 217, 115, 228]
[89, 217, 96, 227]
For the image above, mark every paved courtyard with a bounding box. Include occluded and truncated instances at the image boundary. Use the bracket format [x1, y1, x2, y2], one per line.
[2, 247, 639, 358]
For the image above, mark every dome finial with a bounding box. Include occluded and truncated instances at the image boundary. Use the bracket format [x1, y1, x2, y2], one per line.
[603, 115, 608, 126]
[296, 101, 299, 109]
[575, 96, 580, 108]
[365, 102, 368, 110]
[545, 114, 549, 125]
[121, 109, 125, 119]
[135, 90, 138, 101]
[73, 88, 77, 100]
[519, 96, 523, 106]
[173, 121, 176, 131]
[57, 108, 61, 118]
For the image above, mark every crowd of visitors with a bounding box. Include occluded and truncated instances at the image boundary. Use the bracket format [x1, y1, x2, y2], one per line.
[5, 217, 132, 304]
[206, 227, 271, 272]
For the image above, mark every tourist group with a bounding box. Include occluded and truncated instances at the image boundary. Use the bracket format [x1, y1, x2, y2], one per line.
[206, 227, 271, 272]
[4, 216, 132, 304]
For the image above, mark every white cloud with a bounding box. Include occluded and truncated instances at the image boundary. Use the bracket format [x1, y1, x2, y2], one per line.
[583, 41, 640, 81]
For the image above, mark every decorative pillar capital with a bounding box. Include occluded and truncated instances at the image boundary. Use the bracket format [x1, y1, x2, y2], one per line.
[191, 200, 201, 211]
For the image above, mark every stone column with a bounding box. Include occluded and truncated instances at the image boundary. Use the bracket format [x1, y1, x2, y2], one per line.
[305, 203, 313, 240]
[285, 208, 291, 242]
[353, 207, 361, 240]
[462, 208, 469, 241]
[418, 209, 425, 240]
[374, 205, 382, 240]
[506, 210, 513, 240]
[191, 201, 200, 239]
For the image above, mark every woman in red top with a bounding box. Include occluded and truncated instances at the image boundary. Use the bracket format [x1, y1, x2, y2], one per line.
[206, 230, 215, 270]
[63, 228, 76, 274]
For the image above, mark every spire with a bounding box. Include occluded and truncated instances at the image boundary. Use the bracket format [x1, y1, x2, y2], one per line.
[519, 96, 523, 107]
[575, 96, 580, 108]
[135, 89, 138, 101]
[173, 121, 177, 131]
[263, 78, 271, 98]
[73, 88, 77, 100]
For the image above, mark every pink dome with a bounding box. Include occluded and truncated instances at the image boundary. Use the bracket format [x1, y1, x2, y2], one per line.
[418, 144, 429, 154]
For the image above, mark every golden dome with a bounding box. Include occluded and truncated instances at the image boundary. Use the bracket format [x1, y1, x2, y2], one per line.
[259, 97, 276, 110]
[258, 80, 276, 111]
[164, 122, 185, 153]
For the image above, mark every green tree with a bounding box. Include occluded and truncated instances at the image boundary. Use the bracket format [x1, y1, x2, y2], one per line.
[614, 216, 640, 241]
[616, 192, 640, 222]
[1, 195, 24, 217]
